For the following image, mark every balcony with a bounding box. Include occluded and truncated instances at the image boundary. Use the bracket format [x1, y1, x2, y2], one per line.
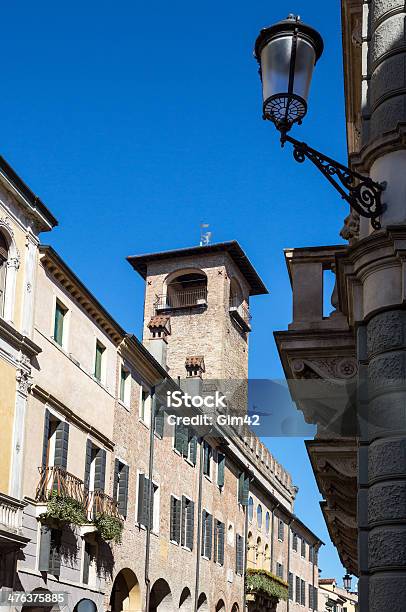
[154, 287, 208, 311]
[35, 466, 120, 523]
[246, 569, 288, 612]
[229, 298, 251, 332]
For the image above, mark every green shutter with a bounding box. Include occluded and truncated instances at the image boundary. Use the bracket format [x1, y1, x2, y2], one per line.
[53, 302, 65, 346]
[207, 513, 213, 559]
[236, 533, 244, 575]
[189, 433, 197, 465]
[120, 368, 128, 402]
[38, 525, 51, 572]
[218, 521, 225, 565]
[217, 453, 225, 488]
[289, 573, 294, 600]
[201, 510, 206, 557]
[118, 464, 129, 518]
[113, 459, 119, 502]
[154, 404, 164, 438]
[238, 472, 249, 506]
[138, 474, 151, 528]
[203, 443, 211, 476]
[170, 496, 181, 544]
[41, 410, 50, 470]
[94, 449, 106, 492]
[175, 423, 188, 455]
[94, 341, 105, 380]
[84, 439, 93, 492]
[54, 421, 69, 469]
[186, 499, 194, 551]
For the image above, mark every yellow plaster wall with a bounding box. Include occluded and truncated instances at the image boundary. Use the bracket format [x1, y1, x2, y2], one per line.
[0, 359, 16, 494]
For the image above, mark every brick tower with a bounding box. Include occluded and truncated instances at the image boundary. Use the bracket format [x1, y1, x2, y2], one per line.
[127, 241, 268, 383]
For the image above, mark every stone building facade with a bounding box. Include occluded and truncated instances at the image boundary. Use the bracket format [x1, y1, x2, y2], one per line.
[0, 158, 323, 612]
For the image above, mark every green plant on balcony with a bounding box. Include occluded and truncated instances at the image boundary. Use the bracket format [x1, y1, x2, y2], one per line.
[93, 513, 124, 544]
[246, 568, 288, 602]
[39, 492, 87, 527]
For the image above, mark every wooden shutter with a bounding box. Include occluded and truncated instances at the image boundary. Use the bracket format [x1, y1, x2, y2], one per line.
[170, 496, 181, 544]
[289, 573, 294, 600]
[293, 533, 298, 551]
[186, 500, 194, 551]
[54, 302, 65, 346]
[218, 521, 225, 565]
[301, 538, 306, 557]
[38, 525, 51, 572]
[313, 587, 318, 610]
[236, 534, 244, 575]
[49, 529, 61, 577]
[278, 519, 284, 541]
[41, 409, 51, 470]
[238, 473, 250, 506]
[217, 453, 225, 488]
[84, 439, 93, 492]
[113, 459, 119, 502]
[54, 421, 69, 469]
[201, 511, 206, 557]
[207, 513, 213, 559]
[295, 577, 300, 603]
[203, 443, 211, 475]
[118, 464, 129, 518]
[138, 474, 151, 527]
[94, 449, 106, 492]
[308, 584, 313, 609]
[83, 542, 91, 585]
[175, 423, 188, 456]
[189, 433, 197, 465]
[301, 580, 305, 606]
[154, 404, 164, 438]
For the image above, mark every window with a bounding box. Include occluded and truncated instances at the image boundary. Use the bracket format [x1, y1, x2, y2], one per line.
[301, 538, 306, 558]
[236, 534, 244, 575]
[137, 473, 159, 531]
[94, 340, 106, 382]
[300, 579, 306, 606]
[248, 496, 254, 522]
[309, 544, 314, 563]
[288, 573, 294, 601]
[214, 519, 225, 565]
[292, 532, 298, 551]
[84, 440, 106, 498]
[201, 510, 213, 559]
[174, 422, 197, 464]
[278, 518, 284, 541]
[53, 300, 67, 347]
[140, 387, 151, 424]
[217, 453, 225, 488]
[41, 410, 70, 472]
[309, 584, 314, 609]
[119, 366, 131, 405]
[154, 403, 165, 438]
[265, 511, 270, 535]
[276, 562, 283, 579]
[170, 496, 181, 544]
[295, 577, 300, 604]
[181, 496, 194, 550]
[313, 587, 318, 610]
[38, 526, 61, 576]
[113, 460, 129, 518]
[238, 472, 250, 506]
[0, 232, 8, 317]
[257, 504, 263, 529]
[203, 442, 212, 478]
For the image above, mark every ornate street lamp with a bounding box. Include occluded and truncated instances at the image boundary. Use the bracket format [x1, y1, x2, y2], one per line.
[343, 573, 352, 592]
[254, 14, 385, 229]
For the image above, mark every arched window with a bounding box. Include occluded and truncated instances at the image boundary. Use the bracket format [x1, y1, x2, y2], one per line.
[0, 232, 9, 317]
[257, 504, 263, 529]
[248, 496, 254, 522]
[265, 511, 270, 535]
[159, 269, 208, 310]
[256, 537, 263, 568]
[264, 543, 270, 571]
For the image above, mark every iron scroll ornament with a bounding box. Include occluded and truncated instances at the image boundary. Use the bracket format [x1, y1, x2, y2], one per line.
[282, 134, 386, 229]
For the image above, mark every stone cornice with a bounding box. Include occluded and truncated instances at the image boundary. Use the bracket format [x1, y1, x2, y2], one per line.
[0, 317, 42, 360]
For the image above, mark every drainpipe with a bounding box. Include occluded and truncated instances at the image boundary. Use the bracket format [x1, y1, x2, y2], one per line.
[243, 502, 249, 612]
[287, 519, 295, 612]
[145, 387, 156, 612]
[270, 502, 280, 575]
[194, 437, 204, 612]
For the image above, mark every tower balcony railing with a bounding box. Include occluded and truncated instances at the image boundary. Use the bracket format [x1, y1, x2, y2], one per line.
[155, 287, 208, 311]
[35, 466, 120, 521]
[229, 298, 252, 332]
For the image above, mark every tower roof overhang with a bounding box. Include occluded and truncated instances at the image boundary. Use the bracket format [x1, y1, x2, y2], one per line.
[127, 241, 269, 296]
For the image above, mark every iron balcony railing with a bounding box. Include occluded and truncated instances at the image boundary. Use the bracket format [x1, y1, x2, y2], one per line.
[35, 466, 120, 520]
[229, 297, 252, 331]
[155, 287, 208, 311]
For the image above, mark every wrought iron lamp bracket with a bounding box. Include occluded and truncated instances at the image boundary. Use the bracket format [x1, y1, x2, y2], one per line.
[282, 134, 386, 229]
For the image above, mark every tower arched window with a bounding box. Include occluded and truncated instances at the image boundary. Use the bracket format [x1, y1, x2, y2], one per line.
[0, 232, 9, 317]
[157, 268, 208, 311]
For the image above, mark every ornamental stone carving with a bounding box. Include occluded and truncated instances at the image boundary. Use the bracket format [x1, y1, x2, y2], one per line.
[369, 438, 406, 480]
[291, 357, 358, 381]
[368, 482, 406, 522]
[16, 369, 32, 396]
[370, 575, 406, 612]
[371, 14, 405, 65]
[340, 211, 360, 244]
[367, 310, 404, 356]
[369, 529, 406, 568]
[368, 354, 405, 388]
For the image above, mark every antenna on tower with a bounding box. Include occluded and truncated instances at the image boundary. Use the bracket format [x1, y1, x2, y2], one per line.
[200, 223, 212, 246]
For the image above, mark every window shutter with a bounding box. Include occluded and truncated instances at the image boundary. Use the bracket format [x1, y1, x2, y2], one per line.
[113, 459, 119, 502]
[313, 587, 318, 610]
[295, 577, 300, 603]
[293, 533, 298, 551]
[38, 525, 51, 572]
[236, 534, 244, 575]
[54, 421, 69, 469]
[189, 432, 197, 465]
[288, 573, 294, 600]
[203, 443, 211, 475]
[181, 496, 186, 547]
[49, 529, 61, 577]
[301, 538, 306, 558]
[278, 519, 284, 541]
[207, 513, 213, 559]
[301, 580, 305, 606]
[170, 496, 181, 544]
[309, 584, 313, 609]
[138, 474, 152, 528]
[186, 500, 194, 550]
[217, 453, 225, 488]
[137, 473, 146, 525]
[213, 520, 218, 563]
[84, 439, 93, 492]
[118, 464, 129, 518]
[242, 474, 250, 506]
[154, 404, 165, 438]
[218, 521, 225, 565]
[41, 410, 50, 471]
[94, 449, 106, 492]
[83, 542, 91, 585]
[201, 510, 206, 557]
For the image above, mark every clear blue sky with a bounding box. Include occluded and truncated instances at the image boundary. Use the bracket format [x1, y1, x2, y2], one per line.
[3, 0, 352, 587]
